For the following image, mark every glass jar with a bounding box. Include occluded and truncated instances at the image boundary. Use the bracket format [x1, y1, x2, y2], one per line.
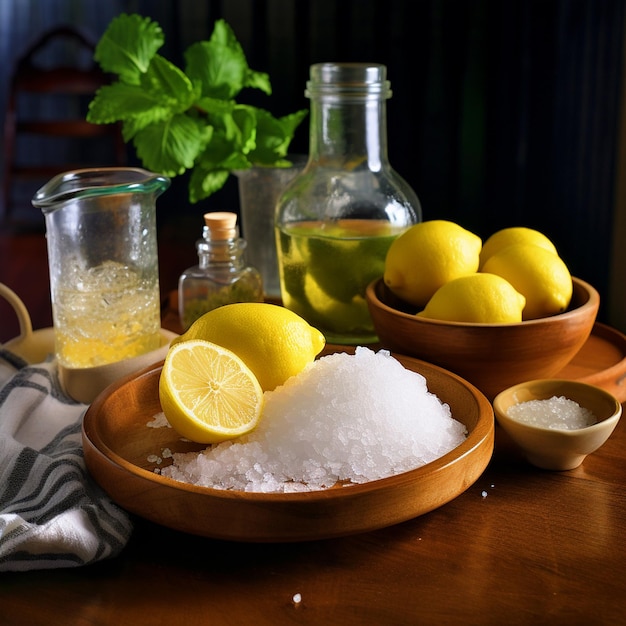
[178, 212, 263, 331]
[275, 63, 421, 345]
[33, 167, 169, 368]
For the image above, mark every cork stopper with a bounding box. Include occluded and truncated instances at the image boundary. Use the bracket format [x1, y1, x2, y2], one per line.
[204, 212, 238, 240]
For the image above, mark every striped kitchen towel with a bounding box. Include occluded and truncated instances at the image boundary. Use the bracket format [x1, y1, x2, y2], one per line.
[0, 350, 132, 572]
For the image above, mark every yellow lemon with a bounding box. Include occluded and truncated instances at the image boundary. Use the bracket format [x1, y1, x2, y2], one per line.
[417, 273, 526, 323]
[173, 302, 325, 391]
[479, 226, 558, 269]
[159, 340, 264, 444]
[384, 220, 482, 308]
[481, 243, 572, 320]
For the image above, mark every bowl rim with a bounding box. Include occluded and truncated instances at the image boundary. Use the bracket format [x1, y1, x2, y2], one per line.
[366, 276, 599, 328]
[492, 378, 622, 436]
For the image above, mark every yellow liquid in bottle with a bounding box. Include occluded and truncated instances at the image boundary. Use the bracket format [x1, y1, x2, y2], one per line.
[276, 219, 403, 345]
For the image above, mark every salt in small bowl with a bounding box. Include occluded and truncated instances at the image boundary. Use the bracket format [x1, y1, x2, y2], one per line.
[492, 379, 621, 470]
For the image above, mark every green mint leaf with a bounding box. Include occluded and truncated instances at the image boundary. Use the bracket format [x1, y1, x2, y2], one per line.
[195, 130, 244, 169]
[195, 96, 235, 119]
[141, 54, 196, 113]
[278, 109, 310, 138]
[209, 20, 271, 94]
[195, 102, 256, 155]
[190, 130, 252, 202]
[185, 19, 270, 100]
[133, 114, 206, 176]
[88, 55, 197, 139]
[185, 39, 246, 100]
[243, 68, 272, 95]
[189, 168, 230, 203]
[88, 14, 307, 200]
[87, 82, 172, 128]
[229, 106, 256, 152]
[94, 13, 164, 85]
[248, 108, 308, 164]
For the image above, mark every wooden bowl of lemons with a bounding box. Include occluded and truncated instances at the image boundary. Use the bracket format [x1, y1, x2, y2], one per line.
[366, 275, 599, 400]
[366, 222, 599, 400]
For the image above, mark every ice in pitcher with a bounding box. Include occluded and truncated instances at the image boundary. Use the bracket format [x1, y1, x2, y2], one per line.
[53, 260, 161, 368]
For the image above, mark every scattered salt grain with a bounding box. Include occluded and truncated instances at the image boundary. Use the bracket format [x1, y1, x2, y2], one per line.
[506, 396, 597, 430]
[159, 347, 467, 493]
[147, 413, 171, 428]
[147, 448, 173, 467]
[292, 593, 302, 605]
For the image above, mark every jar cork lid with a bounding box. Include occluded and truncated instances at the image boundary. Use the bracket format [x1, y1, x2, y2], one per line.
[204, 212, 238, 240]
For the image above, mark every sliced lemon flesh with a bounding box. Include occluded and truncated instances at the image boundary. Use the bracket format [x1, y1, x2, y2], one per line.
[159, 340, 264, 444]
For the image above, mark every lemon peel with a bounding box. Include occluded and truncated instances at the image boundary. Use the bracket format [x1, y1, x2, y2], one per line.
[479, 226, 558, 269]
[384, 220, 482, 308]
[173, 302, 326, 391]
[417, 273, 526, 323]
[481, 243, 572, 320]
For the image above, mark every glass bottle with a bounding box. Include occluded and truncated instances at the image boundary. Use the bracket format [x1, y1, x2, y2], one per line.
[178, 212, 263, 331]
[275, 62, 422, 345]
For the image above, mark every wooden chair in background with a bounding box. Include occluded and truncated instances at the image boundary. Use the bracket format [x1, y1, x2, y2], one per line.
[2, 25, 126, 225]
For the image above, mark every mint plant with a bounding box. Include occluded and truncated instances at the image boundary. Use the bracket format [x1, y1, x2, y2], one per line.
[87, 13, 307, 202]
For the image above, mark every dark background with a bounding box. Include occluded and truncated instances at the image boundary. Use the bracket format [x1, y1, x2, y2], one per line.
[1, 0, 624, 327]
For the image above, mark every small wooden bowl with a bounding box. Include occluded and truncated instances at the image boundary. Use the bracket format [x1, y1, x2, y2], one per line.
[82, 354, 494, 542]
[365, 276, 599, 400]
[493, 379, 621, 470]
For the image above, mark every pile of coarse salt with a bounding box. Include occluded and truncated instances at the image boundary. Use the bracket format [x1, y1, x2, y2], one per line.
[158, 347, 467, 493]
[506, 396, 597, 430]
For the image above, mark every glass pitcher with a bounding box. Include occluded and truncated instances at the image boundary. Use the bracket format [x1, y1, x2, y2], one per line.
[32, 167, 170, 369]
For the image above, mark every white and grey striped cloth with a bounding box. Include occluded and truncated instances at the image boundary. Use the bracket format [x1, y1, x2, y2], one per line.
[0, 349, 132, 572]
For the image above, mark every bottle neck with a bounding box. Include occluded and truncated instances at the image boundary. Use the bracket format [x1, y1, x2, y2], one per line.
[308, 96, 389, 171]
[197, 238, 246, 270]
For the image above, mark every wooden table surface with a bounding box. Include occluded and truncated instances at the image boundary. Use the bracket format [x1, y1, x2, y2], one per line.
[1, 414, 625, 625]
[2, 302, 626, 625]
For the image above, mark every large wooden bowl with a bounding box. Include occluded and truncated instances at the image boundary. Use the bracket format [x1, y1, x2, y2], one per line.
[366, 276, 599, 401]
[82, 354, 494, 543]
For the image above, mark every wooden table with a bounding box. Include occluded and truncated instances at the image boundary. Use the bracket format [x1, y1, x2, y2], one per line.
[2, 309, 626, 625]
[1, 416, 624, 625]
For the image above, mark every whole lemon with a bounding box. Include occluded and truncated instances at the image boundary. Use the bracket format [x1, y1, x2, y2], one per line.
[481, 244, 572, 320]
[417, 273, 526, 323]
[479, 226, 558, 269]
[173, 303, 326, 391]
[384, 220, 482, 308]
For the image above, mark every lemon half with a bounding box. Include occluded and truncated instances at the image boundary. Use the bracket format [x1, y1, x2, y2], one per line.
[159, 340, 264, 444]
